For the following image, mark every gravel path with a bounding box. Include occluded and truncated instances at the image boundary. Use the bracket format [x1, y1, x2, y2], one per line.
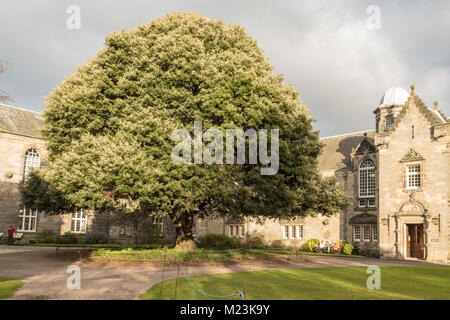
[0, 245, 446, 300]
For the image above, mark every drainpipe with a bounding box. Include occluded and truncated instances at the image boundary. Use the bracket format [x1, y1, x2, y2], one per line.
[343, 170, 348, 241]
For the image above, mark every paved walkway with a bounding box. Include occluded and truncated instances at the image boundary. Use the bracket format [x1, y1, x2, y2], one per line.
[0, 245, 447, 300]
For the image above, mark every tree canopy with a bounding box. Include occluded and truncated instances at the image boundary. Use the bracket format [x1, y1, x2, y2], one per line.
[22, 12, 346, 248]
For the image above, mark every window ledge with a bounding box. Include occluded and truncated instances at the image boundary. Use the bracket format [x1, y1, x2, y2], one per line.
[354, 207, 377, 211]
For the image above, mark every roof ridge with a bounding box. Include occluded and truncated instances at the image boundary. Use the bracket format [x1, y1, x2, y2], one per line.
[0, 103, 42, 115]
[320, 129, 375, 140]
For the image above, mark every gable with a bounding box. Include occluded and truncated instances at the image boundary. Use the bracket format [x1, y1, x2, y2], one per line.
[355, 138, 376, 155]
[390, 94, 445, 134]
[318, 130, 375, 173]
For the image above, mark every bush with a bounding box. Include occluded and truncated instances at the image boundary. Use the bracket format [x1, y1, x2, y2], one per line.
[248, 237, 264, 248]
[85, 232, 108, 244]
[57, 232, 78, 244]
[27, 239, 38, 244]
[305, 239, 320, 252]
[343, 243, 354, 255]
[197, 234, 234, 250]
[39, 236, 57, 244]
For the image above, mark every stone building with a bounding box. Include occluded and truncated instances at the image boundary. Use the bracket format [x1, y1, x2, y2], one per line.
[0, 103, 172, 243]
[0, 86, 448, 262]
[197, 86, 449, 263]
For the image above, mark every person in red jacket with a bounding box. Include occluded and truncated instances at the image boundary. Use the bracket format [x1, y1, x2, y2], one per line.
[7, 225, 15, 246]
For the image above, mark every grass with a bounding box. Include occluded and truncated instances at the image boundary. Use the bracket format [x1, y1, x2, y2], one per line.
[140, 266, 450, 300]
[0, 277, 23, 300]
[93, 248, 270, 262]
[0, 242, 171, 250]
[27, 243, 170, 249]
[92, 247, 363, 262]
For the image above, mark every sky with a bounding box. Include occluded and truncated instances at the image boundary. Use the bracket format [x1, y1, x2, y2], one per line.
[0, 0, 449, 137]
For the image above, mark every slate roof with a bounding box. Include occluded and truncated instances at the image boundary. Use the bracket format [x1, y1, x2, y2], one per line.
[318, 130, 376, 172]
[0, 103, 43, 138]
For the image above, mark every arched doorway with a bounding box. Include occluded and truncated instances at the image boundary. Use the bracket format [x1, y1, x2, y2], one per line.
[394, 195, 429, 260]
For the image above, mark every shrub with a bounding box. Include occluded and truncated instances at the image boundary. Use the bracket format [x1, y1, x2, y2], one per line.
[343, 243, 354, 255]
[305, 239, 320, 252]
[1, 236, 8, 244]
[197, 234, 234, 250]
[248, 237, 264, 248]
[248, 237, 263, 248]
[57, 232, 78, 244]
[85, 232, 108, 244]
[27, 239, 38, 244]
[39, 237, 57, 244]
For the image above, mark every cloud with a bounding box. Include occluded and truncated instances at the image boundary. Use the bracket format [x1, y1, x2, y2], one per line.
[0, 0, 448, 136]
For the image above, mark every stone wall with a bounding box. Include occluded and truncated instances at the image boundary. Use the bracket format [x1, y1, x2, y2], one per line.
[0, 131, 48, 235]
[375, 96, 449, 263]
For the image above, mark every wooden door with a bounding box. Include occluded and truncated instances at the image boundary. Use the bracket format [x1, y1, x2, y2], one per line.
[407, 224, 424, 259]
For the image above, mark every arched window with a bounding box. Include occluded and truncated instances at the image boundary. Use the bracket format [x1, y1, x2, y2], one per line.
[359, 159, 375, 197]
[23, 149, 40, 178]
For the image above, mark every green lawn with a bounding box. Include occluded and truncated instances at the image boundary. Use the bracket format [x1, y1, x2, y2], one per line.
[140, 266, 450, 300]
[92, 248, 363, 262]
[0, 277, 23, 300]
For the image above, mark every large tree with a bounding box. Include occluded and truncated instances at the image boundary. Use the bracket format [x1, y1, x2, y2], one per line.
[23, 12, 346, 248]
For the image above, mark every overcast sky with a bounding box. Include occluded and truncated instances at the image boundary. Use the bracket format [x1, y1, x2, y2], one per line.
[0, 0, 448, 137]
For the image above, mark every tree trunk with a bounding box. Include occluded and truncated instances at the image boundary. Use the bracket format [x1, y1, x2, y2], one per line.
[172, 210, 197, 249]
[133, 216, 139, 245]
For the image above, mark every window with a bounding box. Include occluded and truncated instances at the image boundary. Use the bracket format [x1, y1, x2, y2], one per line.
[358, 200, 366, 208]
[283, 226, 289, 239]
[384, 115, 394, 131]
[71, 210, 87, 233]
[359, 159, 375, 198]
[282, 225, 303, 239]
[297, 226, 303, 239]
[363, 226, 371, 241]
[228, 224, 244, 238]
[290, 226, 296, 239]
[406, 165, 421, 189]
[18, 207, 37, 232]
[372, 226, 378, 242]
[23, 149, 40, 179]
[152, 217, 164, 236]
[353, 226, 361, 241]
[368, 199, 376, 207]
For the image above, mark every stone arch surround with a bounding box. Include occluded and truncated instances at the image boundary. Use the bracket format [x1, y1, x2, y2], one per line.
[393, 197, 431, 260]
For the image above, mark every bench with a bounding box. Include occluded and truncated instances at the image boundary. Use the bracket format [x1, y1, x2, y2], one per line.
[13, 233, 24, 239]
